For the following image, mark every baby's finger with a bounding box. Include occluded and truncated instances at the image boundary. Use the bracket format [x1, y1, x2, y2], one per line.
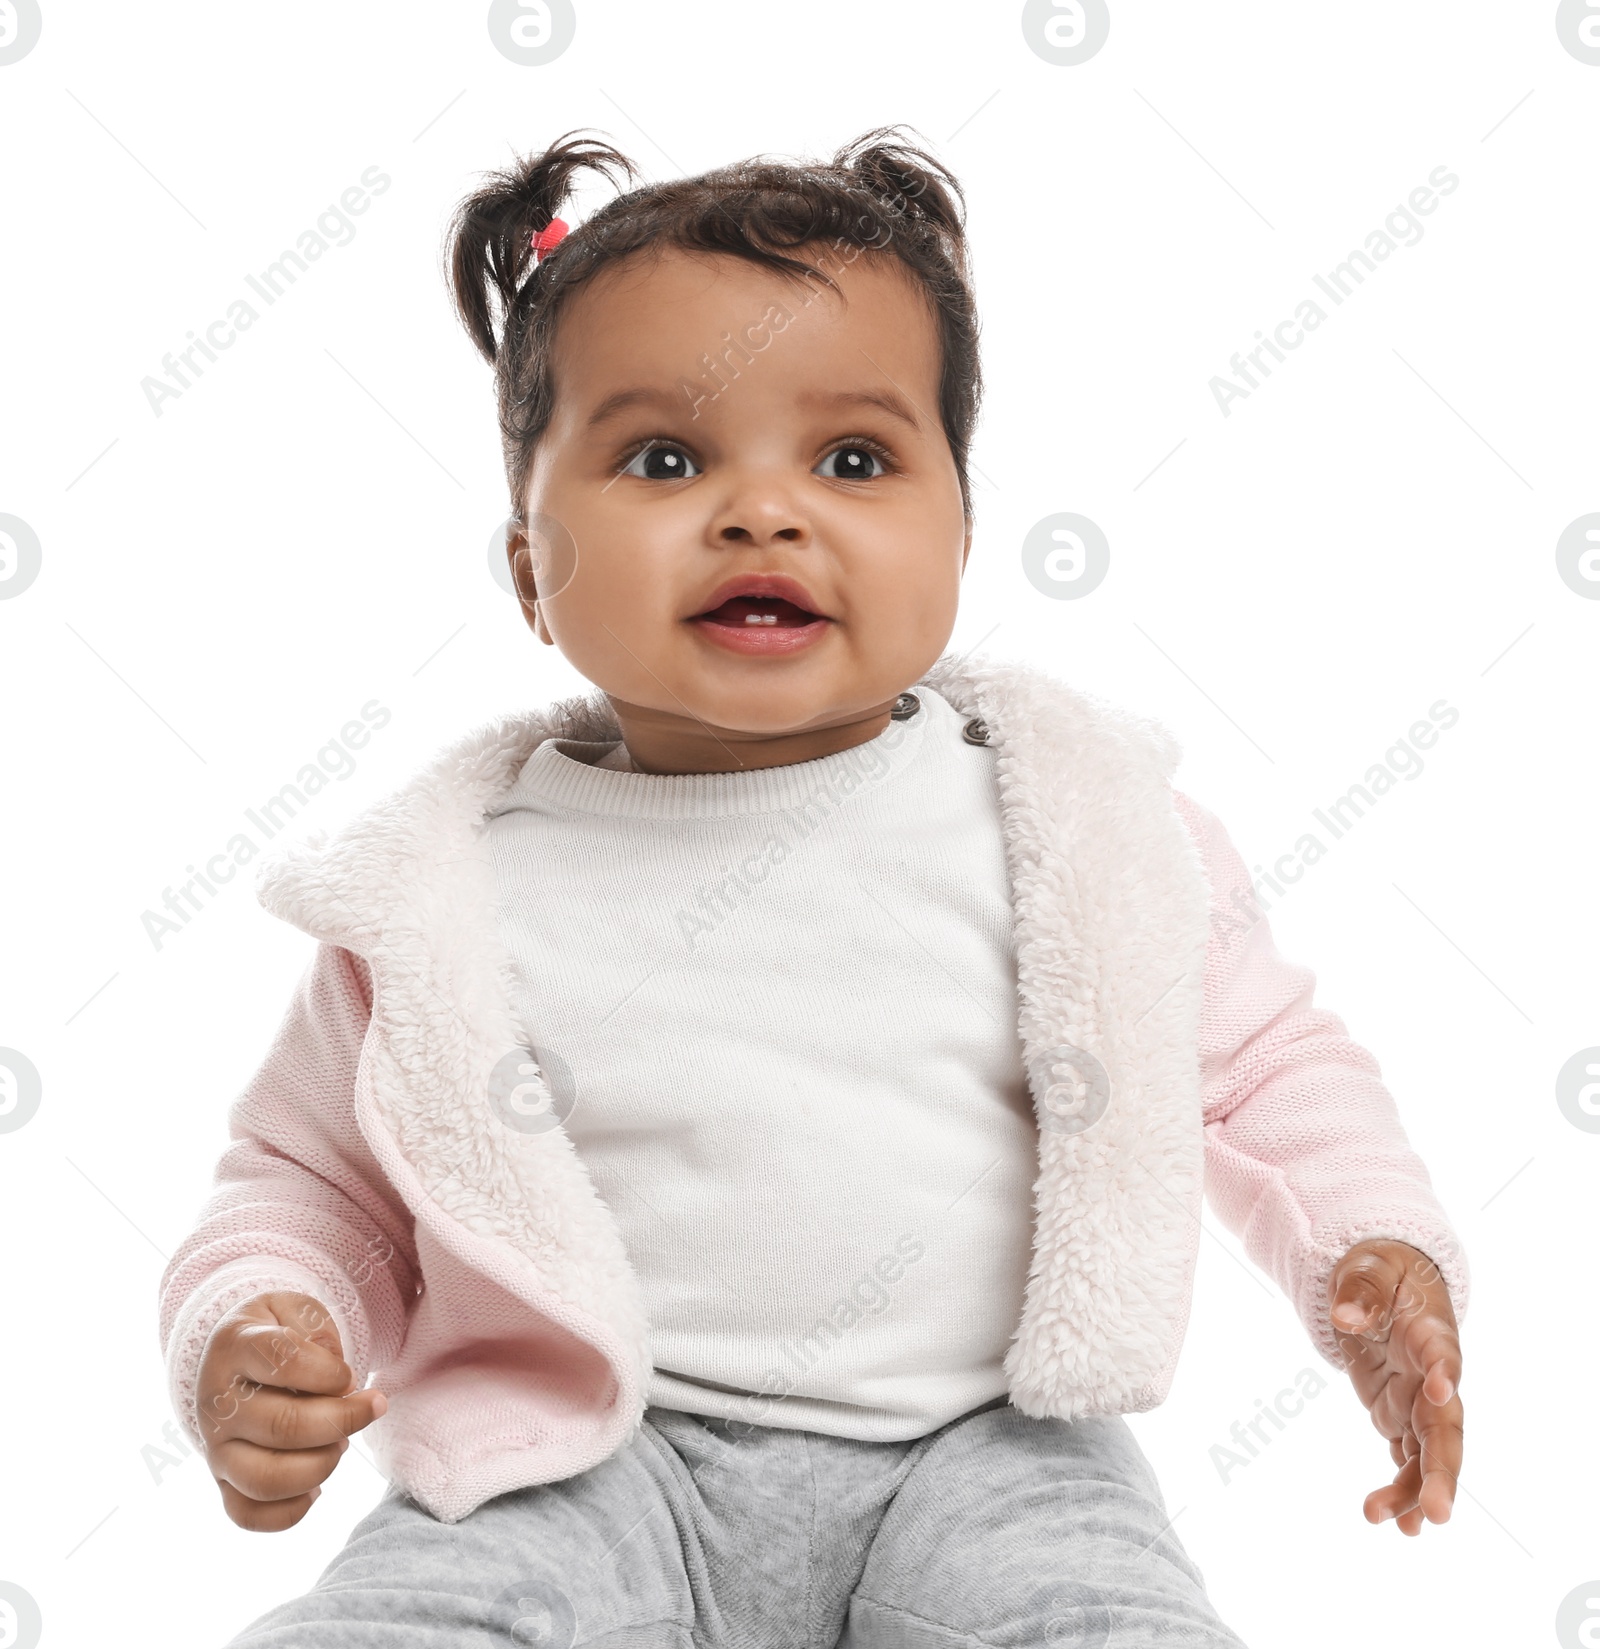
[1364, 1448, 1422, 1525]
[217, 1476, 321, 1533]
[1421, 1354, 1458, 1408]
[1414, 1406, 1464, 1524]
[230, 1316, 355, 1396]
[210, 1434, 346, 1505]
[261, 1290, 347, 1355]
[217, 1382, 387, 1452]
[1403, 1313, 1462, 1405]
[1330, 1253, 1404, 1334]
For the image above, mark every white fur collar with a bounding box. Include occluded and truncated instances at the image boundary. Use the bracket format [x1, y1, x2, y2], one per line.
[256, 652, 1211, 1417]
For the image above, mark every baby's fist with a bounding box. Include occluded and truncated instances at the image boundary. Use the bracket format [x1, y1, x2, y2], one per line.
[196, 1290, 387, 1532]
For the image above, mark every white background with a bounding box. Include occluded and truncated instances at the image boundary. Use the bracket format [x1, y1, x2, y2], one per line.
[2, 2, 1596, 1645]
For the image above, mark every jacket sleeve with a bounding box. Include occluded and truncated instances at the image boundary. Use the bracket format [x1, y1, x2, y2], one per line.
[1173, 789, 1469, 1365]
[157, 941, 420, 1450]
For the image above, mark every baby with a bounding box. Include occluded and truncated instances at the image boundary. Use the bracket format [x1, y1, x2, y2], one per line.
[162, 129, 1467, 1648]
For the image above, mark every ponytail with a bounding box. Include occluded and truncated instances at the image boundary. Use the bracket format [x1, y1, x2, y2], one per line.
[446, 130, 636, 364]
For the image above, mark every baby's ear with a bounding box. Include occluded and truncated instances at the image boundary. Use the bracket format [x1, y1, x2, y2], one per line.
[506, 526, 552, 643]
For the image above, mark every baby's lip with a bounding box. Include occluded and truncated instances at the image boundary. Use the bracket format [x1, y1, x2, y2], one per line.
[691, 572, 830, 621]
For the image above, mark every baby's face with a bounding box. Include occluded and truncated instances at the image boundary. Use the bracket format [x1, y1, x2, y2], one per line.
[512, 245, 970, 758]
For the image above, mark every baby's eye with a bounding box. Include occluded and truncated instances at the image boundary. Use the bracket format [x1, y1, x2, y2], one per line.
[622, 444, 700, 481]
[814, 445, 886, 481]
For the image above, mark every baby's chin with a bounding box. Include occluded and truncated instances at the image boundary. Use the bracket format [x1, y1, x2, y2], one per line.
[607, 671, 901, 746]
[678, 666, 916, 734]
[637, 691, 888, 743]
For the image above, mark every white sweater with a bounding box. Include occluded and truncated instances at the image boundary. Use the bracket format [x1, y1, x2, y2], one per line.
[487, 687, 1040, 1439]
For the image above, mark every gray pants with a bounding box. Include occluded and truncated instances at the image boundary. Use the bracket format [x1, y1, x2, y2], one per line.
[225, 1400, 1245, 1647]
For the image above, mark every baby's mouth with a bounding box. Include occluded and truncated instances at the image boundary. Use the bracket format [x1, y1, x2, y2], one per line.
[696, 595, 823, 629]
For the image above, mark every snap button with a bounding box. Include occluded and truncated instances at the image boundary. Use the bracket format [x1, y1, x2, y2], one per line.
[889, 691, 921, 721]
[962, 716, 991, 746]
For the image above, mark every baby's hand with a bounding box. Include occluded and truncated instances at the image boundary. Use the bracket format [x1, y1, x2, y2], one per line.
[195, 1290, 388, 1531]
[1328, 1240, 1463, 1536]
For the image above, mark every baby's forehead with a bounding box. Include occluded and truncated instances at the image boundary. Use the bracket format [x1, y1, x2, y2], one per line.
[569, 241, 927, 318]
[554, 244, 941, 383]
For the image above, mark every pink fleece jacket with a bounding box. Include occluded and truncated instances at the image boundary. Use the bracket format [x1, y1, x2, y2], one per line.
[157, 655, 1468, 1524]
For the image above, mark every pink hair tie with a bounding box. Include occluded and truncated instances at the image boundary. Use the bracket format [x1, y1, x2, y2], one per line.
[531, 218, 569, 262]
